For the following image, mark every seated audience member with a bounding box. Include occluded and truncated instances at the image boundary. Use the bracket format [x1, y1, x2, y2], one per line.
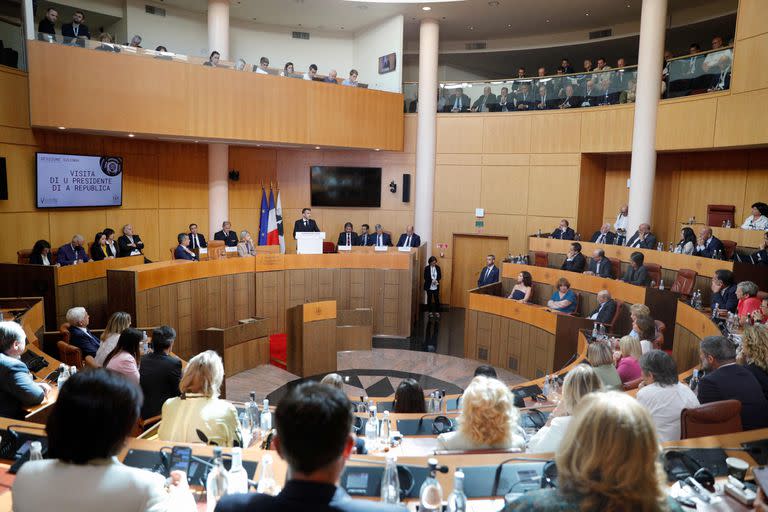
[396, 226, 421, 248]
[587, 340, 622, 390]
[585, 249, 612, 278]
[620, 251, 650, 286]
[506, 392, 682, 511]
[587, 290, 616, 324]
[614, 335, 642, 384]
[675, 226, 697, 255]
[237, 231, 256, 257]
[357, 223, 372, 246]
[29, 239, 54, 266]
[117, 224, 144, 257]
[214, 221, 239, 247]
[751, 297, 768, 325]
[471, 86, 496, 112]
[698, 335, 768, 430]
[140, 325, 182, 419]
[255, 56, 270, 74]
[514, 83, 534, 110]
[634, 314, 657, 353]
[66, 307, 100, 361]
[557, 84, 581, 109]
[57, 235, 90, 266]
[580, 79, 598, 107]
[174, 233, 198, 261]
[637, 350, 699, 442]
[281, 62, 295, 77]
[628, 303, 651, 337]
[626, 223, 657, 249]
[234, 58, 246, 71]
[94, 311, 131, 366]
[527, 364, 602, 453]
[37, 8, 57, 37]
[61, 11, 90, 45]
[159, 350, 242, 446]
[446, 88, 470, 112]
[324, 69, 338, 83]
[561, 242, 586, 273]
[128, 34, 142, 47]
[12, 369, 193, 512]
[103, 328, 143, 385]
[342, 69, 359, 86]
[154, 45, 168, 52]
[736, 280, 762, 323]
[103, 228, 118, 257]
[437, 376, 525, 451]
[319, 373, 343, 389]
[737, 325, 768, 400]
[203, 51, 220, 67]
[0, 321, 50, 419]
[547, 278, 577, 314]
[90, 232, 111, 261]
[474, 365, 498, 379]
[550, 219, 575, 240]
[215, 383, 402, 512]
[337, 222, 359, 247]
[508, 271, 533, 303]
[694, 226, 725, 259]
[619, 79, 637, 103]
[478, 254, 500, 287]
[372, 224, 392, 247]
[496, 86, 512, 111]
[303, 64, 318, 80]
[535, 84, 553, 110]
[187, 223, 207, 250]
[742, 202, 768, 230]
[393, 378, 427, 413]
[589, 223, 615, 244]
[95, 33, 118, 51]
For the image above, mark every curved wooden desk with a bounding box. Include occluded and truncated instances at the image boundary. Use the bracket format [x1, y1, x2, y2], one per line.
[672, 301, 723, 372]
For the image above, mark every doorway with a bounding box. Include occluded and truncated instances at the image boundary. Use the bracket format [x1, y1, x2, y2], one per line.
[450, 234, 509, 308]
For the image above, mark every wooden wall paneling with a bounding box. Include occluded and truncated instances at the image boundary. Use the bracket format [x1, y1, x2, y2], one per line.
[530, 112, 582, 154]
[731, 33, 768, 94]
[529, 154, 581, 167]
[228, 209, 260, 242]
[173, 280, 193, 358]
[475, 312, 492, 362]
[527, 165, 579, 219]
[255, 271, 285, 334]
[576, 154, 606, 235]
[651, 155, 682, 246]
[601, 154, 631, 224]
[403, 115, 418, 155]
[525, 216, 576, 238]
[120, 153, 159, 210]
[104, 209, 162, 263]
[481, 214, 529, 258]
[0, 142, 37, 213]
[438, 154, 483, 166]
[735, 0, 768, 41]
[672, 326, 704, 374]
[48, 209, 108, 250]
[505, 319, 523, 374]
[0, 212, 51, 264]
[317, 269, 338, 303]
[489, 315, 504, 368]
[157, 209, 211, 260]
[464, 309, 478, 359]
[655, 97, 718, 150]
[450, 234, 509, 308]
[228, 147, 278, 210]
[158, 143, 209, 209]
[481, 116, 532, 154]
[0, 66, 30, 129]
[743, 150, 768, 217]
[436, 116, 484, 154]
[398, 269, 412, 336]
[579, 106, 634, 153]
[480, 166, 529, 215]
[434, 165, 481, 213]
[714, 88, 768, 148]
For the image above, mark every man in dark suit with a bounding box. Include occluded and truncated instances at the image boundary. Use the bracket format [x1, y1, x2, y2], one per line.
[337, 222, 359, 248]
[694, 227, 725, 259]
[535, 84, 554, 110]
[61, 11, 90, 45]
[558, 84, 582, 109]
[710, 269, 738, 313]
[188, 223, 207, 250]
[581, 79, 599, 107]
[514, 83, 535, 110]
[586, 249, 613, 278]
[293, 208, 320, 239]
[0, 321, 50, 420]
[357, 224, 373, 247]
[587, 290, 617, 324]
[65, 307, 100, 361]
[174, 233, 198, 261]
[590, 223, 616, 244]
[477, 254, 500, 287]
[396, 226, 421, 248]
[372, 224, 392, 247]
[495, 87, 513, 112]
[626, 223, 657, 250]
[698, 336, 768, 430]
[57, 235, 90, 266]
[596, 78, 619, 105]
[561, 242, 586, 273]
[620, 251, 650, 286]
[37, 8, 57, 38]
[471, 86, 496, 112]
[216, 383, 402, 512]
[444, 88, 470, 112]
[214, 221, 239, 247]
[139, 326, 182, 419]
[551, 219, 575, 240]
[117, 224, 145, 257]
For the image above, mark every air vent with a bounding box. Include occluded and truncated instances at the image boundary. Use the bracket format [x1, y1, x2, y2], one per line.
[589, 28, 612, 39]
[465, 41, 487, 50]
[145, 5, 166, 16]
[292, 31, 310, 40]
[477, 346, 489, 361]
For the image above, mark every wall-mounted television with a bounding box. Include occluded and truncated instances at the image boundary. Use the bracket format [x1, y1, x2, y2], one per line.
[378, 53, 396, 74]
[36, 152, 123, 208]
[310, 166, 382, 208]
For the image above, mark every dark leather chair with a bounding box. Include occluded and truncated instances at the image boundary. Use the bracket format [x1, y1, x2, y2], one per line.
[623, 377, 643, 391]
[17, 247, 59, 265]
[654, 320, 666, 350]
[645, 263, 662, 287]
[569, 291, 581, 316]
[721, 240, 737, 260]
[706, 204, 735, 228]
[534, 251, 549, 267]
[670, 269, 697, 299]
[681, 400, 742, 439]
[322, 242, 336, 254]
[609, 258, 621, 280]
[57, 340, 83, 368]
[606, 299, 624, 329]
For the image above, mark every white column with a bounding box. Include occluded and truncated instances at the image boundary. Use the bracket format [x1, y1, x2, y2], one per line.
[22, 0, 34, 40]
[414, 19, 439, 256]
[627, 0, 668, 236]
[208, 144, 229, 237]
[207, 0, 229, 59]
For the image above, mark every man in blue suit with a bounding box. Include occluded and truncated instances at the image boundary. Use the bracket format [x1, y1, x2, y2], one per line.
[694, 227, 725, 259]
[396, 226, 421, 248]
[56, 235, 91, 266]
[174, 233, 198, 261]
[477, 254, 500, 287]
[0, 321, 50, 419]
[214, 221, 239, 247]
[357, 224, 373, 246]
[372, 224, 392, 247]
[65, 307, 100, 361]
[187, 223, 207, 250]
[551, 219, 576, 240]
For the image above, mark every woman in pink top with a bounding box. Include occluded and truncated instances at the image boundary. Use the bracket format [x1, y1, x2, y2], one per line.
[614, 335, 643, 384]
[103, 328, 142, 384]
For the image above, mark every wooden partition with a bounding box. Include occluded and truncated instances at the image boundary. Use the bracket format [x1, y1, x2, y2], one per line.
[287, 301, 337, 377]
[199, 318, 271, 380]
[672, 301, 722, 372]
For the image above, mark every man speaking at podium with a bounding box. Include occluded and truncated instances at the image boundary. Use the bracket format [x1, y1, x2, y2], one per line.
[293, 208, 320, 238]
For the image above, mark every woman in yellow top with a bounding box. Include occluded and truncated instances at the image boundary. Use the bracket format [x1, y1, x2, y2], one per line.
[89, 232, 112, 261]
[158, 350, 243, 447]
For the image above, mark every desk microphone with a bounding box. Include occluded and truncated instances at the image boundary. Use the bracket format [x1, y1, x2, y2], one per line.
[491, 457, 555, 496]
[159, 447, 258, 488]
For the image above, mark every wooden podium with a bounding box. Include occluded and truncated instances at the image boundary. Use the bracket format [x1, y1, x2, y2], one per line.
[286, 300, 337, 377]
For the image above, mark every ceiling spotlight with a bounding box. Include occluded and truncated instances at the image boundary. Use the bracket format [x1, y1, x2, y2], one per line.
[467, 25, 474, 30]
[57, 126, 66, 130]
[488, 0, 500, 6]
[507, 23, 511, 27]
[314, 146, 321, 150]
[546, 19, 550, 23]
[374, 148, 381, 151]
[128, 133, 135, 137]
[585, 11, 590, 16]
[422, 5, 431, 11]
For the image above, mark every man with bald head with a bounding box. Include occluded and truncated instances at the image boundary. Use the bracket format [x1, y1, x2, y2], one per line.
[626, 223, 657, 250]
[590, 223, 615, 245]
[694, 226, 725, 259]
[585, 249, 613, 278]
[587, 290, 617, 324]
[471, 86, 496, 112]
[57, 234, 90, 266]
[396, 226, 421, 248]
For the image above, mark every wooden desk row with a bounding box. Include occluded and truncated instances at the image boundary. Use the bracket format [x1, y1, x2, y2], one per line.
[705, 225, 766, 249]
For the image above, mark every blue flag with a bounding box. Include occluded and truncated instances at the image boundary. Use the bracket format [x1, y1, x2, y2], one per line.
[258, 188, 269, 245]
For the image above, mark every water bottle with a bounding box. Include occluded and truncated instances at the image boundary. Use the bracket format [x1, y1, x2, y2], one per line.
[542, 375, 551, 398]
[657, 242, 663, 251]
[712, 303, 719, 319]
[246, 392, 259, 433]
[29, 441, 43, 461]
[260, 399, 272, 432]
[227, 447, 249, 495]
[381, 453, 400, 504]
[379, 411, 391, 448]
[256, 453, 281, 495]
[419, 458, 444, 512]
[57, 364, 70, 389]
[365, 408, 379, 450]
[659, 279, 665, 291]
[591, 323, 599, 340]
[669, 242, 675, 252]
[537, 229, 542, 237]
[689, 369, 700, 393]
[447, 470, 467, 512]
[599, 323, 607, 339]
[206, 447, 229, 512]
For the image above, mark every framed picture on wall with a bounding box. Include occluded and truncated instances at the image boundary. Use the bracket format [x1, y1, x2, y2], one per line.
[378, 53, 396, 74]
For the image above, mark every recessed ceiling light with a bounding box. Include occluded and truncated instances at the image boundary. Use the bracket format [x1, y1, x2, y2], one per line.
[585, 11, 590, 16]
[488, 0, 499, 6]
[315, 146, 321, 150]
[374, 148, 381, 151]
[507, 23, 511, 27]
[128, 133, 135, 137]
[467, 25, 474, 30]
[422, 6, 431, 11]
[58, 126, 66, 130]
[546, 19, 550, 23]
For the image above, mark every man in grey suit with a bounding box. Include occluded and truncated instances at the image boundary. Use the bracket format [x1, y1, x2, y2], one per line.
[0, 322, 50, 419]
[585, 249, 613, 278]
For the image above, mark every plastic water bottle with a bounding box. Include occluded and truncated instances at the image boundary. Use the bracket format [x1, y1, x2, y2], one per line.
[419, 458, 444, 512]
[542, 375, 551, 398]
[689, 369, 700, 393]
[659, 279, 665, 291]
[381, 453, 400, 504]
[29, 441, 43, 461]
[226, 447, 249, 495]
[379, 410, 391, 448]
[365, 408, 379, 450]
[591, 323, 599, 340]
[260, 399, 272, 432]
[206, 447, 229, 512]
[657, 242, 663, 251]
[669, 242, 675, 252]
[447, 470, 467, 512]
[712, 303, 719, 319]
[256, 453, 280, 495]
[57, 364, 70, 389]
[246, 392, 259, 433]
[537, 229, 542, 237]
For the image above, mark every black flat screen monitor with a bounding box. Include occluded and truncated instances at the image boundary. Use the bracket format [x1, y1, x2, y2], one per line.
[310, 166, 381, 208]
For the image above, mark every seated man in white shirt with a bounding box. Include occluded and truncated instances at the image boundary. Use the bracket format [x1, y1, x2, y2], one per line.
[303, 64, 318, 80]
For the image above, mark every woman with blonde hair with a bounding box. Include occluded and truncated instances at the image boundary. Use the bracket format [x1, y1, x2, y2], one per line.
[437, 376, 525, 451]
[158, 350, 242, 447]
[737, 325, 768, 399]
[94, 311, 132, 366]
[614, 335, 643, 384]
[507, 392, 681, 511]
[527, 364, 602, 453]
[587, 340, 622, 390]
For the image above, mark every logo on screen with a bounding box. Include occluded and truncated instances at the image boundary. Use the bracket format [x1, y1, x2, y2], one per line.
[100, 157, 123, 177]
